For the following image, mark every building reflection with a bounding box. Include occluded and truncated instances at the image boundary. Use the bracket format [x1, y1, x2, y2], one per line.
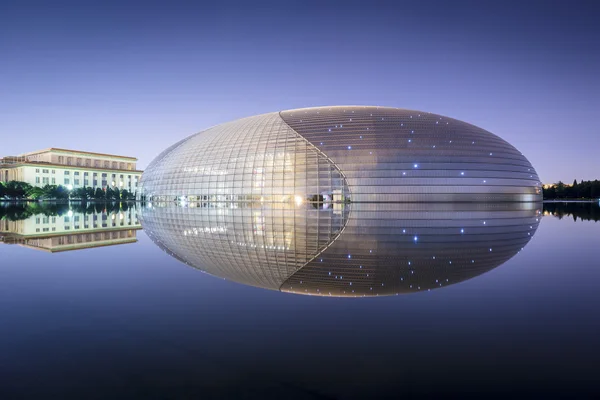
[0, 203, 141, 253]
[141, 202, 541, 297]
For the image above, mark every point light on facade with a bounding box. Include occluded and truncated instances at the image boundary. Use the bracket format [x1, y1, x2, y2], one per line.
[140, 106, 542, 202]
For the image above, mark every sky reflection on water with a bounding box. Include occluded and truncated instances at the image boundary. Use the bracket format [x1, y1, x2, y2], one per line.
[1, 202, 598, 398]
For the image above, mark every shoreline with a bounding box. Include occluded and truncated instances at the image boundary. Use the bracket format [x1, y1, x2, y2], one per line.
[543, 199, 600, 203]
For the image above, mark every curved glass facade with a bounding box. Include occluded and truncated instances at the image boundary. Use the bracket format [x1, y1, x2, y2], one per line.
[141, 112, 348, 203]
[140, 106, 541, 202]
[140, 202, 541, 297]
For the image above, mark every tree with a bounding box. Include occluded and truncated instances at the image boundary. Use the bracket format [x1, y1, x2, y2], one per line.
[70, 187, 89, 200]
[3, 181, 32, 199]
[94, 188, 104, 199]
[105, 186, 114, 200]
[555, 181, 566, 198]
[592, 181, 600, 199]
[26, 186, 45, 199]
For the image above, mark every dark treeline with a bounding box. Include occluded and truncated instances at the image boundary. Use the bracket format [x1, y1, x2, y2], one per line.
[0, 201, 134, 222]
[543, 180, 600, 199]
[0, 181, 136, 201]
[544, 202, 600, 222]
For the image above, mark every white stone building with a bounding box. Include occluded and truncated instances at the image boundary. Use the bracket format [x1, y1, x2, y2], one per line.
[0, 148, 143, 193]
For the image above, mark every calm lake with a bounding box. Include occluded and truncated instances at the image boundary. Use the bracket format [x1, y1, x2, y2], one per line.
[1, 201, 599, 398]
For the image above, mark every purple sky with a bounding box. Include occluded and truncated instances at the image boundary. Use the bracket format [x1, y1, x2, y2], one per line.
[1, 0, 598, 183]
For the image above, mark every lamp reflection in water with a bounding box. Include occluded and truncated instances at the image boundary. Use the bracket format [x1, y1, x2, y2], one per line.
[140, 202, 541, 297]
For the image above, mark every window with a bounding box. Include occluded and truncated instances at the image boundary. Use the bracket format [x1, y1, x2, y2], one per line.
[35, 168, 40, 173]
[52, 170, 55, 174]
[64, 178, 70, 184]
[102, 173, 107, 178]
[74, 171, 79, 176]
[74, 179, 80, 185]
[64, 171, 70, 175]
[52, 178, 56, 184]
[35, 176, 40, 183]
[84, 172, 88, 176]
[42, 169, 49, 173]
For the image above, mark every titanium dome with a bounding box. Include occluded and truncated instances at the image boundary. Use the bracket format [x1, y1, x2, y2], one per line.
[140, 106, 541, 202]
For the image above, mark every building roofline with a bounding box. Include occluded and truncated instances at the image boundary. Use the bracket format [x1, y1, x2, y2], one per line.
[18, 148, 138, 161]
[0, 161, 143, 173]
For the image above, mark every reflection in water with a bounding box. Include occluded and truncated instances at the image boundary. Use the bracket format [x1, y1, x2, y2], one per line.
[141, 202, 541, 297]
[543, 201, 600, 222]
[0, 202, 141, 252]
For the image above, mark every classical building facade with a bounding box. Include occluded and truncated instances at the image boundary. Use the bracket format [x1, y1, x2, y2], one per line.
[0, 148, 142, 192]
[140, 106, 542, 203]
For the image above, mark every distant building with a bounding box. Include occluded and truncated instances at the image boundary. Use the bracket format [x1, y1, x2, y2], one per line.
[0, 148, 143, 193]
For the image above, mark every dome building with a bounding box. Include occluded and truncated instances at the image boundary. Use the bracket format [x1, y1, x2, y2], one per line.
[140, 106, 541, 203]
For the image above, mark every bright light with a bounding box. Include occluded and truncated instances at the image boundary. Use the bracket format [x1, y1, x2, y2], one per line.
[67, 210, 73, 217]
[294, 195, 303, 206]
[67, 185, 73, 190]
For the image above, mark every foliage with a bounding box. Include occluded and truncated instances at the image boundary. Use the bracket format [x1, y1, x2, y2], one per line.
[0, 180, 137, 201]
[543, 180, 600, 199]
[0, 181, 32, 199]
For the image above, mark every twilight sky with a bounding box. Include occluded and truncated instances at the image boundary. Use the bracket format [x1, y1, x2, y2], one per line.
[1, 0, 598, 183]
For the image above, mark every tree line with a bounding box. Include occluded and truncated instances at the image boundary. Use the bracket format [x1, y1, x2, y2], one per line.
[0, 181, 137, 201]
[543, 180, 600, 200]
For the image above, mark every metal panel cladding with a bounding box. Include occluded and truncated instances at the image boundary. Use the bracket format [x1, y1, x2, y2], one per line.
[141, 106, 542, 202]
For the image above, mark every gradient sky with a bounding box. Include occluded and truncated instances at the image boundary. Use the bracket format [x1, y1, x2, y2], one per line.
[1, 0, 598, 183]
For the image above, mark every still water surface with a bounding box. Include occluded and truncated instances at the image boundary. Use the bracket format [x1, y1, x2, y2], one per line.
[1, 201, 599, 398]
